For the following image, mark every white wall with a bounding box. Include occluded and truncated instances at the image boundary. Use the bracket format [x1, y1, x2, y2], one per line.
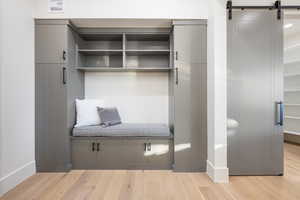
[0, 0, 36, 196]
[35, 0, 208, 19]
[85, 72, 169, 124]
[207, 0, 228, 183]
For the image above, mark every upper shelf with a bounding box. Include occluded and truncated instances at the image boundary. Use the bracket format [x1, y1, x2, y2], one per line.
[76, 67, 172, 72]
[78, 49, 123, 56]
[125, 49, 170, 55]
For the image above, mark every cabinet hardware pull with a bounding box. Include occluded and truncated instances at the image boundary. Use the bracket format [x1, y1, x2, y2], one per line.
[175, 68, 179, 85]
[62, 67, 66, 85]
[63, 50, 66, 61]
[92, 142, 95, 152]
[147, 143, 151, 151]
[144, 143, 147, 152]
[175, 51, 178, 60]
[97, 143, 100, 152]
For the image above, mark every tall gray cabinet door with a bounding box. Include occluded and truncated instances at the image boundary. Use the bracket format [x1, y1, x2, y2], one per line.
[227, 11, 284, 175]
[35, 63, 68, 172]
[35, 24, 67, 63]
[173, 22, 207, 172]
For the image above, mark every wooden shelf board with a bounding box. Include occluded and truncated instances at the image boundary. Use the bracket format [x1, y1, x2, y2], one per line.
[284, 73, 300, 78]
[76, 67, 172, 72]
[285, 104, 300, 107]
[284, 131, 300, 136]
[285, 116, 300, 120]
[284, 89, 300, 92]
[284, 60, 300, 65]
[78, 49, 123, 55]
[126, 49, 170, 55]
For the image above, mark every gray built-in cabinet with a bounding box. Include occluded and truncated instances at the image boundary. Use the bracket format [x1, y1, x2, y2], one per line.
[172, 21, 207, 172]
[35, 19, 207, 172]
[35, 20, 84, 172]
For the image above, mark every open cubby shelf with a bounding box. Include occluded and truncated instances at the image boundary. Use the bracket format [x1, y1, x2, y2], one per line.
[77, 32, 172, 70]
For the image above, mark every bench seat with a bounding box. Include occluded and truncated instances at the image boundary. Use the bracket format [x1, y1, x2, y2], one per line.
[73, 123, 171, 137]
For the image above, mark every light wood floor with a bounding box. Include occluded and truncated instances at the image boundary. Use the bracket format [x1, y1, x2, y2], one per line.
[1, 143, 300, 200]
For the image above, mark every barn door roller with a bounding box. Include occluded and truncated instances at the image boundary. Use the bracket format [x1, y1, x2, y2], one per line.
[227, 0, 300, 20]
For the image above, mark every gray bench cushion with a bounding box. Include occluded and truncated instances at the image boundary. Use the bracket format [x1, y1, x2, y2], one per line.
[73, 123, 171, 137]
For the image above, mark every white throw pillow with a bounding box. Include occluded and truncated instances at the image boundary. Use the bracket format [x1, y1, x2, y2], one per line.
[75, 99, 104, 127]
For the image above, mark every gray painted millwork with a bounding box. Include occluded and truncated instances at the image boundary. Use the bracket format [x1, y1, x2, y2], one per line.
[72, 138, 173, 170]
[172, 21, 207, 172]
[227, 11, 284, 175]
[36, 20, 208, 171]
[35, 20, 84, 172]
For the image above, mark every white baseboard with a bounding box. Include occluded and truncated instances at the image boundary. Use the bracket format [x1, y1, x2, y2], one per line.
[0, 161, 36, 197]
[206, 160, 229, 183]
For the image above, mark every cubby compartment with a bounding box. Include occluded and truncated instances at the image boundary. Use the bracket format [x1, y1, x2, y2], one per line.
[126, 34, 170, 50]
[125, 34, 171, 69]
[77, 34, 123, 69]
[126, 53, 170, 69]
[78, 52, 123, 68]
[79, 34, 123, 50]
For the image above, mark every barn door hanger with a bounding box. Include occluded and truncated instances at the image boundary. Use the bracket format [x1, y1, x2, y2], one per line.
[227, 1, 300, 20]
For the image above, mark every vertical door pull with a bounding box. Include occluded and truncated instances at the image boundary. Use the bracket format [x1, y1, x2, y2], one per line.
[62, 67, 66, 85]
[175, 51, 178, 60]
[144, 143, 147, 152]
[97, 143, 100, 152]
[175, 68, 179, 85]
[147, 143, 151, 151]
[276, 101, 284, 126]
[63, 50, 66, 61]
[92, 142, 95, 152]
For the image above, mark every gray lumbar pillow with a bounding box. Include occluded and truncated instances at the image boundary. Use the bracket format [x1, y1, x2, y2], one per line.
[97, 107, 122, 127]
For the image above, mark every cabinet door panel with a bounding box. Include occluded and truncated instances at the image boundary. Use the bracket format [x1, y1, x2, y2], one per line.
[35, 24, 67, 63]
[144, 140, 173, 170]
[173, 24, 207, 172]
[97, 140, 146, 169]
[36, 63, 69, 172]
[72, 140, 97, 169]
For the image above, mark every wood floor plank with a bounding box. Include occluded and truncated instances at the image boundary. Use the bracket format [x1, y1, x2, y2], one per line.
[1, 143, 300, 200]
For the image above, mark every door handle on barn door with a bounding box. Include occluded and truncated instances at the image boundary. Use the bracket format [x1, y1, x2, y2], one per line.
[175, 68, 179, 85]
[62, 67, 66, 85]
[276, 101, 284, 126]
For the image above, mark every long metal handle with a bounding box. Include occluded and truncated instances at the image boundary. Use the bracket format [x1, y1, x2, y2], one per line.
[63, 50, 66, 61]
[175, 68, 179, 85]
[62, 67, 66, 85]
[97, 143, 100, 152]
[144, 143, 147, 152]
[276, 101, 284, 126]
[92, 142, 95, 152]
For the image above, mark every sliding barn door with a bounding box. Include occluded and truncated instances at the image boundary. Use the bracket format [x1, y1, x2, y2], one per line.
[228, 11, 284, 175]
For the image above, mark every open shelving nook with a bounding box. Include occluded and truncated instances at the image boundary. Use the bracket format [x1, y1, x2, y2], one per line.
[76, 28, 172, 72]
